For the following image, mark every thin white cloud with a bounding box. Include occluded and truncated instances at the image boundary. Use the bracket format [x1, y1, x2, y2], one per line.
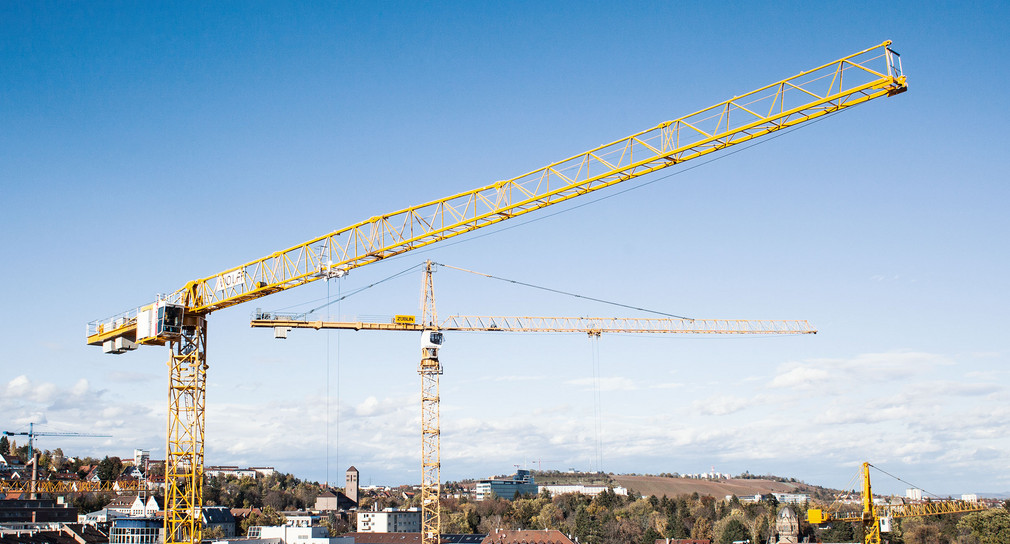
[693, 395, 757, 416]
[770, 351, 950, 393]
[565, 376, 637, 391]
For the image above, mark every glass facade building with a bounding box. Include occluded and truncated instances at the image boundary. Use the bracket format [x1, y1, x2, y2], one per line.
[110, 517, 162, 544]
[475, 469, 538, 501]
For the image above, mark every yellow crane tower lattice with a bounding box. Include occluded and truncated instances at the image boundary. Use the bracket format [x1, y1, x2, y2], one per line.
[252, 260, 819, 543]
[808, 462, 986, 544]
[86, 42, 906, 544]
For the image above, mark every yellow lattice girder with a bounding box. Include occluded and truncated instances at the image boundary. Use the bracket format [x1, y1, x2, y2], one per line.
[251, 316, 817, 335]
[0, 480, 142, 494]
[88, 41, 904, 344]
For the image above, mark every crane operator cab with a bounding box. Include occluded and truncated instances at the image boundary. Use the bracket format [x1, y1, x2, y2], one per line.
[421, 330, 443, 350]
[136, 300, 184, 345]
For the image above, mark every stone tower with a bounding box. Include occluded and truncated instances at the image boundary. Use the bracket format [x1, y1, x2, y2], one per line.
[345, 466, 359, 505]
[775, 506, 799, 544]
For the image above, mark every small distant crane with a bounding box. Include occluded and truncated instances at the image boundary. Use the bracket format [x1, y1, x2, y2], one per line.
[253, 260, 818, 541]
[2, 422, 111, 499]
[808, 462, 986, 544]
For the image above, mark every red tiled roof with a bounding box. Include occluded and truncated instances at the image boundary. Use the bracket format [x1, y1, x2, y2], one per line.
[481, 530, 575, 544]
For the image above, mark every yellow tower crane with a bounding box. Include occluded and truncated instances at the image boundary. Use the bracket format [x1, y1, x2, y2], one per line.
[252, 259, 818, 543]
[86, 41, 906, 544]
[808, 462, 986, 544]
[1, 423, 114, 498]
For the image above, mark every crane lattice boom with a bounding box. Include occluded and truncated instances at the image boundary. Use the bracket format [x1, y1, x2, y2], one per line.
[252, 316, 817, 335]
[87, 40, 904, 347]
[0, 480, 141, 495]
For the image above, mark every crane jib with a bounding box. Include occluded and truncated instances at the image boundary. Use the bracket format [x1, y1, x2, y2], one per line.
[87, 40, 905, 347]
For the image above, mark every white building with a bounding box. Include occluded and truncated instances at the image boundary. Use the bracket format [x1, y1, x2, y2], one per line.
[906, 488, 923, 500]
[242, 524, 352, 544]
[356, 508, 422, 533]
[962, 494, 978, 502]
[538, 485, 628, 497]
[205, 466, 260, 478]
[133, 449, 150, 470]
[772, 493, 810, 505]
[129, 495, 162, 517]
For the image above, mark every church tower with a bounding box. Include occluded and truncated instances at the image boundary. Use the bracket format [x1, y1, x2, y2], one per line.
[345, 466, 359, 505]
[775, 506, 799, 544]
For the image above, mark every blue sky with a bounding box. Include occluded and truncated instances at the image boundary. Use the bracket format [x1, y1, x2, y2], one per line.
[2, 1, 1008, 497]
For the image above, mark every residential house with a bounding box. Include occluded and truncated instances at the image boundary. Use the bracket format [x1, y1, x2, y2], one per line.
[104, 495, 137, 515]
[481, 530, 575, 544]
[0, 454, 25, 472]
[202, 506, 236, 537]
[128, 495, 162, 517]
[121, 465, 143, 479]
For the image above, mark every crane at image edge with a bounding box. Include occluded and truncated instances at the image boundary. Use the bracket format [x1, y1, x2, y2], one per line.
[808, 462, 986, 544]
[0, 423, 121, 498]
[251, 259, 819, 543]
[85, 41, 906, 544]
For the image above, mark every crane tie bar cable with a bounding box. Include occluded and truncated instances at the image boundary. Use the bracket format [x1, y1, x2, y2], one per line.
[867, 463, 943, 500]
[435, 262, 693, 320]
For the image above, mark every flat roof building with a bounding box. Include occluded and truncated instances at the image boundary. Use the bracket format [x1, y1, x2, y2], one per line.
[475, 470, 537, 501]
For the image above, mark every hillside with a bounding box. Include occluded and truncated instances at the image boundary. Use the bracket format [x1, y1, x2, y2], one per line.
[611, 475, 824, 499]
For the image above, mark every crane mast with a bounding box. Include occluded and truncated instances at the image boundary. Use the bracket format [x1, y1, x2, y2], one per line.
[84, 42, 907, 544]
[418, 261, 442, 544]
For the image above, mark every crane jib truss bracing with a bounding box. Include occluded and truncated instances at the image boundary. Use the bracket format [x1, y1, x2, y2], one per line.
[85, 41, 906, 544]
[0, 480, 142, 494]
[251, 317, 818, 335]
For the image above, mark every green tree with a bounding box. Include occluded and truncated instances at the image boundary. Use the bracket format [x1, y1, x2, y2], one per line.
[691, 516, 713, 541]
[902, 518, 943, 544]
[96, 456, 123, 482]
[957, 508, 1010, 544]
[641, 526, 662, 544]
[0, 436, 8, 456]
[533, 503, 563, 530]
[716, 518, 750, 544]
[240, 505, 286, 535]
[574, 504, 603, 544]
[818, 521, 856, 543]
